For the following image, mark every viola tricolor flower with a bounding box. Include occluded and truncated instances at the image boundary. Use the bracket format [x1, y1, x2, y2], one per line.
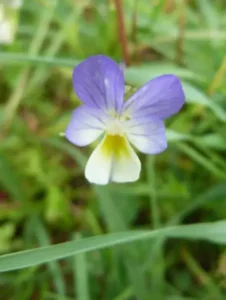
[66, 55, 185, 185]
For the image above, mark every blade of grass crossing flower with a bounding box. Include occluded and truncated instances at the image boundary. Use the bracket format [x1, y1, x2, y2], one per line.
[1, 222, 226, 272]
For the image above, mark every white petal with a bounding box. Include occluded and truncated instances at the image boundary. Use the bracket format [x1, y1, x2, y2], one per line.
[85, 135, 141, 185]
[110, 139, 141, 183]
[85, 137, 112, 185]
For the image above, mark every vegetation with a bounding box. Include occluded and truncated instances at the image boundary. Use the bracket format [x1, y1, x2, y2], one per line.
[0, 0, 226, 299]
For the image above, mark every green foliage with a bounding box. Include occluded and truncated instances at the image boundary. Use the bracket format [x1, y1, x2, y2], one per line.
[1, 0, 226, 299]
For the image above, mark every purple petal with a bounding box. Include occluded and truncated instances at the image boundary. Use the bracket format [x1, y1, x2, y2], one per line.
[65, 105, 108, 146]
[125, 115, 167, 154]
[72, 55, 124, 113]
[123, 74, 185, 119]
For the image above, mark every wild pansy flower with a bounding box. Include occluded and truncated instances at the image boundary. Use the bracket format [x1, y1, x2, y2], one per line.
[66, 55, 185, 185]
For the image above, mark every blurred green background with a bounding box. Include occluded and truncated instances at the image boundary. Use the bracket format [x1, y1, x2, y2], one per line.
[1, 0, 226, 299]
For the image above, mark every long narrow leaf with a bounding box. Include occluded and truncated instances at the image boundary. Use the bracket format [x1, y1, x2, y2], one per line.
[0, 222, 226, 273]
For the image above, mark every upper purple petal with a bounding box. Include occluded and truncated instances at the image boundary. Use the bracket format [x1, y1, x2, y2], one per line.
[72, 55, 124, 113]
[123, 74, 185, 119]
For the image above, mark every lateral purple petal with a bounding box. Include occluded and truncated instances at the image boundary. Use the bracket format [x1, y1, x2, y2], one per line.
[65, 105, 107, 147]
[123, 74, 185, 120]
[72, 55, 124, 113]
[125, 115, 167, 154]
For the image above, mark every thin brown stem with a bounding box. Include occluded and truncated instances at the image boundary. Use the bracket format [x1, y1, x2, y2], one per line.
[176, 0, 186, 64]
[114, 0, 130, 66]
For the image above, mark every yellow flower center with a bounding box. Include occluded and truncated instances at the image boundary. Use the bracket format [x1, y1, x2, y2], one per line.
[102, 134, 130, 158]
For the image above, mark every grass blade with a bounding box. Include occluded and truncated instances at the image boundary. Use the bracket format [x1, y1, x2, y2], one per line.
[0, 222, 226, 273]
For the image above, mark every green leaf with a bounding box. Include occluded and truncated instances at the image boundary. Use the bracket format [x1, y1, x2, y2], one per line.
[125, 63, 203, 85]
[0, 222, 226, 273]
[0, 52, 78, 68]
[182, 82, 226, 122]
[166, 130, 190, 142]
